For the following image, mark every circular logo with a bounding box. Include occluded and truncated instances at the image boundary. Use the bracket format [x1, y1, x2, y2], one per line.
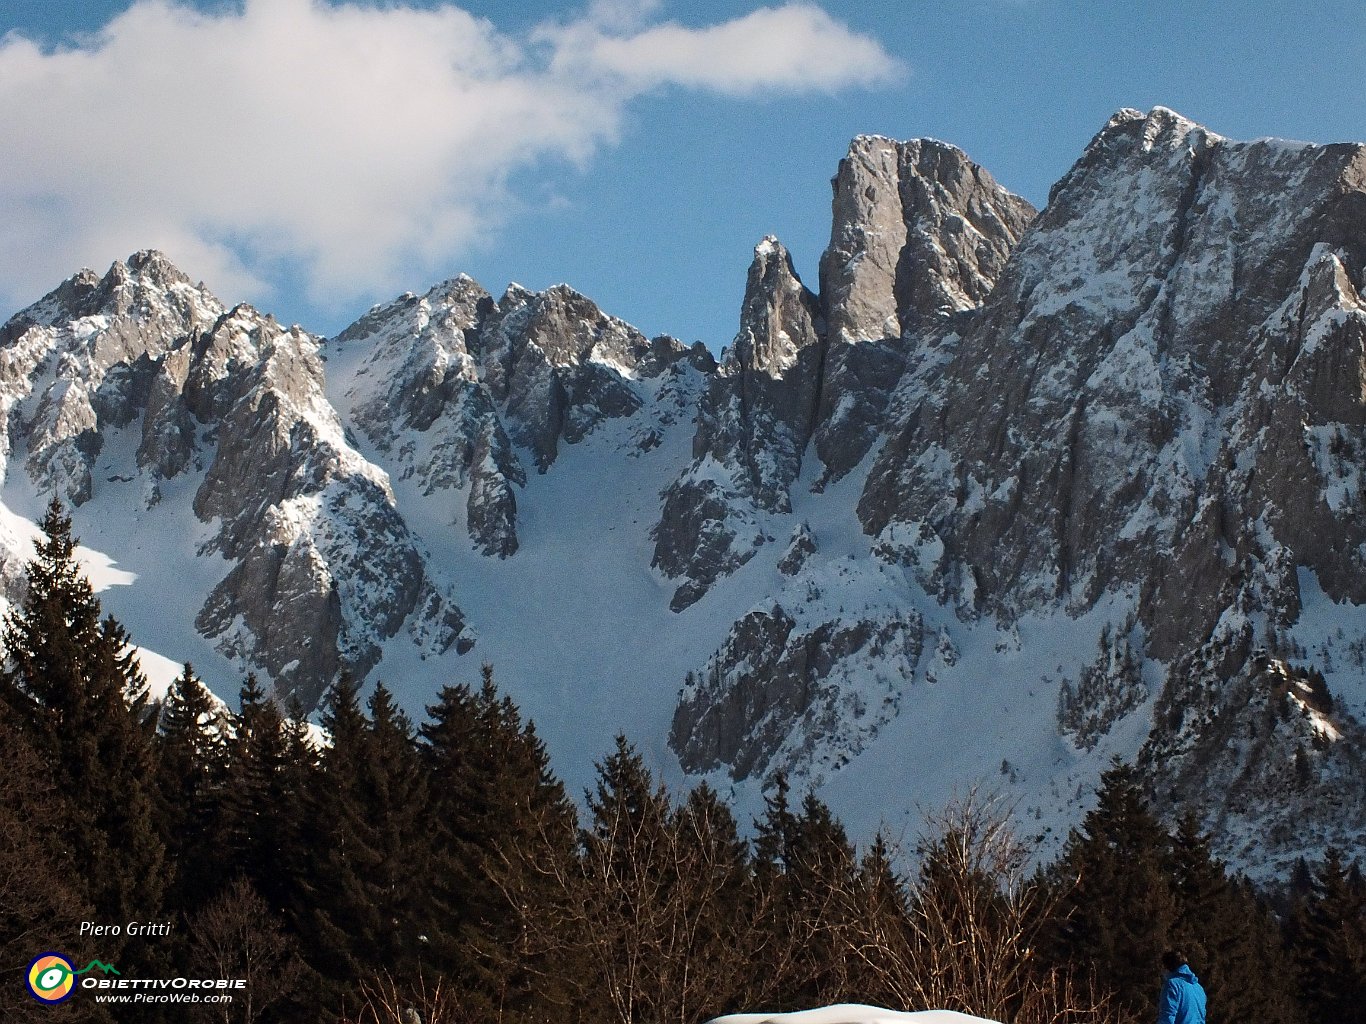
[26, 953, 76, 1004]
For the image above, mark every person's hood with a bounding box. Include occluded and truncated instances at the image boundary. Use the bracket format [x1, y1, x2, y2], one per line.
[1167, 965, 1200, 985]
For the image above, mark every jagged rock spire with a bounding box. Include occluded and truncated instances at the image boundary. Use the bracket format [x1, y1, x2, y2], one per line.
[819, 135, 1036, 343]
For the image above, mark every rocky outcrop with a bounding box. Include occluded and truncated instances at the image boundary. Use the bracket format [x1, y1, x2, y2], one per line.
[187, 306, 466, 707]
[810, 136, 1036, 485]
[861, 109, 1366, 622]
[701, 237, 826, 511]
[671, 600, 924, 782]
[659, 110, 1366, 872]
[819, 135, 1037, 342]
[654, 138, 1034, 607]
[778, 522, 817, 576]
[330, 277, 710, 558]
[0, 258, 469, 710]
[653, 238, 825, 608]
[1141, 650, 1366, 877]
[330, 277, 525, 556]
[2, 251, 224, 502]
[480, 284, 702, 470]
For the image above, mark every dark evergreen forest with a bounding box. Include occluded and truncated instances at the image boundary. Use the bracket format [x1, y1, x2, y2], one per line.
[1, 500, 1362, 1024]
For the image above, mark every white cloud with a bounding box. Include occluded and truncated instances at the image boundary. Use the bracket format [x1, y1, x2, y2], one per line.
[544, 4, 904, 96]
[0, 0, 902, 312]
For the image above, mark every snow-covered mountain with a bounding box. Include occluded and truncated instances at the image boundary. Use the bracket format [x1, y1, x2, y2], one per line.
[3, 107, 1364, 878]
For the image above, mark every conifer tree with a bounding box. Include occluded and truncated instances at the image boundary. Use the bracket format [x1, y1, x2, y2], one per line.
[748, 782, 859, 1009]
[0, 719, 98, 1023]
[748, 771, 801, 1009]
[787, 790, 860, 1005]
[220, 672, 310, 911]
[753, 771, 798, 876]
[1288, 848, 1366, 1024]
[1168, 813, 1301, 1024]
[359, 683, 430, 975]
[419, 665, 579, 1020]
[0, 498, 164, 933]
[580, 734, 675, 1024]
[156, 663, 229, 914]
[417, 675, 490, 988]
[468, 673, 579, 1020]
[292, 675, 385, 995]
[1047, 759, 1175, 1018]
[280, 692, 321, 808]
[670, 781, 752, 1022]
[846, 832, 915, 1009]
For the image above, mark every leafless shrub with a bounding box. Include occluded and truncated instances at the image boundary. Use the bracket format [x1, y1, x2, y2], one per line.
[341, 971, 466, 1024]
[838, 789, 1121, 1024]
[188, 875, 303, 1024]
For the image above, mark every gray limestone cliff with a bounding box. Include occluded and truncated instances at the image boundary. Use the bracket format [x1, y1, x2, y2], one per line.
[5, 108, 1366, 877]
[0, 257, 470, 709]
[653, 137, 1034, 609]
[653, 237, 824, 609]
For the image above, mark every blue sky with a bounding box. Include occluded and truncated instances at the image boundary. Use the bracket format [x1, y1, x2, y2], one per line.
[3, 0, 1365, 348]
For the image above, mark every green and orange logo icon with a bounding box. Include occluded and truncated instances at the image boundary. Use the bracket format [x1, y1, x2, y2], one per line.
[26, 952, 76, 1004]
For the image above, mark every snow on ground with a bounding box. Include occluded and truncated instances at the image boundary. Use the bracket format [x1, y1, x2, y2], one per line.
[350, 375, 749, 800]
[711, 1005, 1000, 1024]
[1289, 567, 1366, 725]
[352, 372, 1149, 839]
[0, 485, 214, 707]
[0, 424, 245, 704]
[0, 374, 1162, 857]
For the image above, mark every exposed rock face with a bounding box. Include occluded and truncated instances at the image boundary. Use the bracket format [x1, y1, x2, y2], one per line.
[653, 138, 1033, 608]
[653, 238, 825, 608]
[187, 307, 464, 706]
[777, 522, 817, 576]
[0, 258, 469, 710]
[330, 277, 524, 557]
[819, 135, 1037, 342]
[811, 138, 1035, 482]
[671, 600, 923, 782]
[1, 251, 223, 502]
[705, 237, 826, 511]
[840, 107, 1366, 860]
[330, 277, 710, 560]
[1141, 651, 1366, 877]
[478, 283, 708, 471]
[861, 108, 1366, 620]
[5, 108, 1366, 878]
[661, 109, 1366, 872]
[812, 138, 1035, 488]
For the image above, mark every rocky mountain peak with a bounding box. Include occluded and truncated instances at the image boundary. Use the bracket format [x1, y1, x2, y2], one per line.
[818, 133, 1035, 344]
[4, 113, 1366, 880]
[1043, 105, 1223, 216]
[651, 234, 827, 610]
[87, 250, 213, 322]
[124, 248, 195, 286]
[1096, 105, 1210, 143]
[12, 250, 220, 335]
[495, 282, 678, 377]
[727, 234, 823, 380]
[653, 138, 1039, 610]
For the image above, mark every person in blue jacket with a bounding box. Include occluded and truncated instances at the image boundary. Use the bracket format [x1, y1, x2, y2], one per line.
[1157, 950, 1207, 1024]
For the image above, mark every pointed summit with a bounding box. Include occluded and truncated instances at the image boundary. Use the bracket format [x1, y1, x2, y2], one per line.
[124, 249, 194, 286]
[730, 235, 823, 379]
[819, 134, 1035, 343]
[12, 250, 221, 331]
